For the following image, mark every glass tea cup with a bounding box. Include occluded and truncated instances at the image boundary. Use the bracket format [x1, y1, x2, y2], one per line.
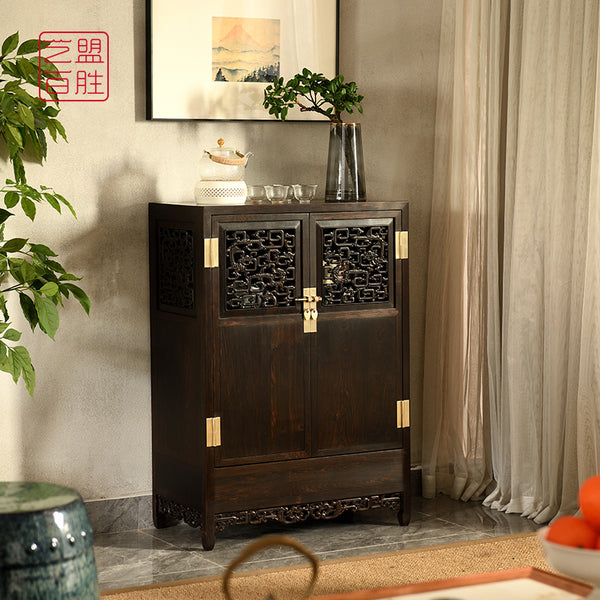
[292, 184, 318, 203]
[264, 184, 289, 203]
[246, 185, 266, 203]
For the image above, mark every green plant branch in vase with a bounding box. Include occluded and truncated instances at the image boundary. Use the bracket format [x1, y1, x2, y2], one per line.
[262, 68, 364, 123]
[0, 31, 90, 395]
[263, 68, 367, 202]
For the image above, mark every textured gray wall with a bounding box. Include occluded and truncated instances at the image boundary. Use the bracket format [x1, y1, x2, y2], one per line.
[0, 0, 441, 499]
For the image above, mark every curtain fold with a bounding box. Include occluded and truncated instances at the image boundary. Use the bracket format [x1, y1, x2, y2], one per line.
[423, 0, 600, 519]
[422, 0, 504, 500]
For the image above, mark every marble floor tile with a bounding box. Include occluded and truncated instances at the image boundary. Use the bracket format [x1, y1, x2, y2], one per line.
[95, 495, 543, 592]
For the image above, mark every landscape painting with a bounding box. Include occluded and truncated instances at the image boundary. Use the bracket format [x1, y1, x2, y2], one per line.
[212, 17, 280, 83]
[147, 0, 337, 120]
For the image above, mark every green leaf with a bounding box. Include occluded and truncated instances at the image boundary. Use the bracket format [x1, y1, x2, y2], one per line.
[52, 119, 68, 143]
[1, 237, 27, 252]
[4, 191, 19, 209]
[44, 105, 60, 118]
[1, 32, 19, 58]
[55, 193, 76, 217]
[3, 328, 21, 342]
[17, 39, 40, 55]
[34, 129, 48, 161]
[13, 87, 36, 107]
[5, 123, 24, 148]
[19, 293, 38, 330]
[44, 259, 67, 274]
[20, 196, 36, 220]
[62, 283, 91, 315]
[0, 323, 9, 334]
[7, 257, 24, 283]
[40, 281, 59, 297]
[16, 57, 37, 81]
[29, 243, 57, 257]
[0, 291, 6, 318]
[1, 59, 20, 79]
[42, 192, 61, 212]
[45, 119, 57, 142]
[34, 293, 59, 339]
[18, 259, 37, 283]
[18, 346, 36, 395]
[0, 350, 16, 381]
[11, 155, 26, 184]
[21, 185, 41, 201]
[29, 55, 57, 75]
[0, 345, 35, 395]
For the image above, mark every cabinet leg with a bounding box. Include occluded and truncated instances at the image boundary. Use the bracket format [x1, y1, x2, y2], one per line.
[153, 497, 178, 529]
[201, 509, 216, 550]
[397, 495, 410, 526]
[201, 524, 216, 550]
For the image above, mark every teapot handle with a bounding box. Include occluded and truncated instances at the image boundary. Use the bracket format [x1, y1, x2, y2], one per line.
[204, 150, 253, 167]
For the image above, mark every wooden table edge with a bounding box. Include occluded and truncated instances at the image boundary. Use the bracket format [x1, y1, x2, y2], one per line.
[309, 567, 594, 600]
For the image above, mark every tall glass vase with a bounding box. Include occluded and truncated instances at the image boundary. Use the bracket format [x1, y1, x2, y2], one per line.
[325, 122, 366, 202]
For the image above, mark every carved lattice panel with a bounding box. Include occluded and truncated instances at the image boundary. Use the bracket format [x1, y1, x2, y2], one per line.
[321, 224, 390, 305]
[157, 226, 195, 312]
[224, 228, 298, 310]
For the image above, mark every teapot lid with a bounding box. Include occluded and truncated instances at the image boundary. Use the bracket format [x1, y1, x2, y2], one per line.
[207, 138, 236, 156]
[203, 138, 252, 167]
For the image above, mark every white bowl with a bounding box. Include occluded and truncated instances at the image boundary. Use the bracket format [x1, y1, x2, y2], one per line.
[538, 526, 600, 586]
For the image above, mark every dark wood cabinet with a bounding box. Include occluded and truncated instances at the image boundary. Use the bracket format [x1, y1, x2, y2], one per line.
[149, 201, 410, 550]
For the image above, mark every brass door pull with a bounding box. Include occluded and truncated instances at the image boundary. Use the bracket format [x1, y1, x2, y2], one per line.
[296, 288, 321, 333]
[294, 294, 322, 303]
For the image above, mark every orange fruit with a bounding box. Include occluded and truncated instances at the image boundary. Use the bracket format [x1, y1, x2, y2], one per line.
[579, 474, 600, 532]
[546, 515, 598, 549]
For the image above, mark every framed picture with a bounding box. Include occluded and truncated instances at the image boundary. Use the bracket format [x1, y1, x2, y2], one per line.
[146, 0, 339, 121]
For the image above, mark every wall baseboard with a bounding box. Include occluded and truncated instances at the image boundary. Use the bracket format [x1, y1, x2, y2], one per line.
[85, 494, 153, 535]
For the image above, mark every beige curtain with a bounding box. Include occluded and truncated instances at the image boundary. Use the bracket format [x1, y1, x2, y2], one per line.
[422, 0, 504, 501]
[423, 0, 600, 520]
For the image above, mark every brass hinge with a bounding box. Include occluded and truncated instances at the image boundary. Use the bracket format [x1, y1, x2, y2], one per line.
[204, 237, 219, 268]
[396, 400, 410, 428]
[295, 287, 321, 334]
[395, 231, 408, 260]
[206, 417, 221, 447]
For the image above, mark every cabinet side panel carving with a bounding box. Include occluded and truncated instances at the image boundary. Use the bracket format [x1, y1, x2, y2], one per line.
[157, 226, 195, 313]
[321, 224, 390, 305]
[224, 228, 297, 310]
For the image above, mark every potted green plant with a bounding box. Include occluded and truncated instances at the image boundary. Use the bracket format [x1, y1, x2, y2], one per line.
[0, 32, 90, 395]
[263, 68, 366, 202]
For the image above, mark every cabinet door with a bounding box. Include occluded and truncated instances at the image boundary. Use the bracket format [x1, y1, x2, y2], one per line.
[310, 212, 406, 456]
[211, 215, 310, 467]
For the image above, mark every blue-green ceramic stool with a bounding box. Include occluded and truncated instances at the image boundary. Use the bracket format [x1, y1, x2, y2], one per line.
[0, 482, 99, 599]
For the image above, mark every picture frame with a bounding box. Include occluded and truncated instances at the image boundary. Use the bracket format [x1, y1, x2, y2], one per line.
[146, 0, 339, 121]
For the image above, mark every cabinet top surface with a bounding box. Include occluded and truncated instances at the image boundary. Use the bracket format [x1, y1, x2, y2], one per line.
[149, 200, 408, 215]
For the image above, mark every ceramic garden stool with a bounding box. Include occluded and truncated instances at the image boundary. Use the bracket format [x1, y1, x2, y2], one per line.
[0, 482, 99, 599]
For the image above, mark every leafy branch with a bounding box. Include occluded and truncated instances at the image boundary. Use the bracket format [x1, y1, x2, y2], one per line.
[0, 32, 66, 183]
[263, 68, 364, 123]
[0, 32, 89, 395]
